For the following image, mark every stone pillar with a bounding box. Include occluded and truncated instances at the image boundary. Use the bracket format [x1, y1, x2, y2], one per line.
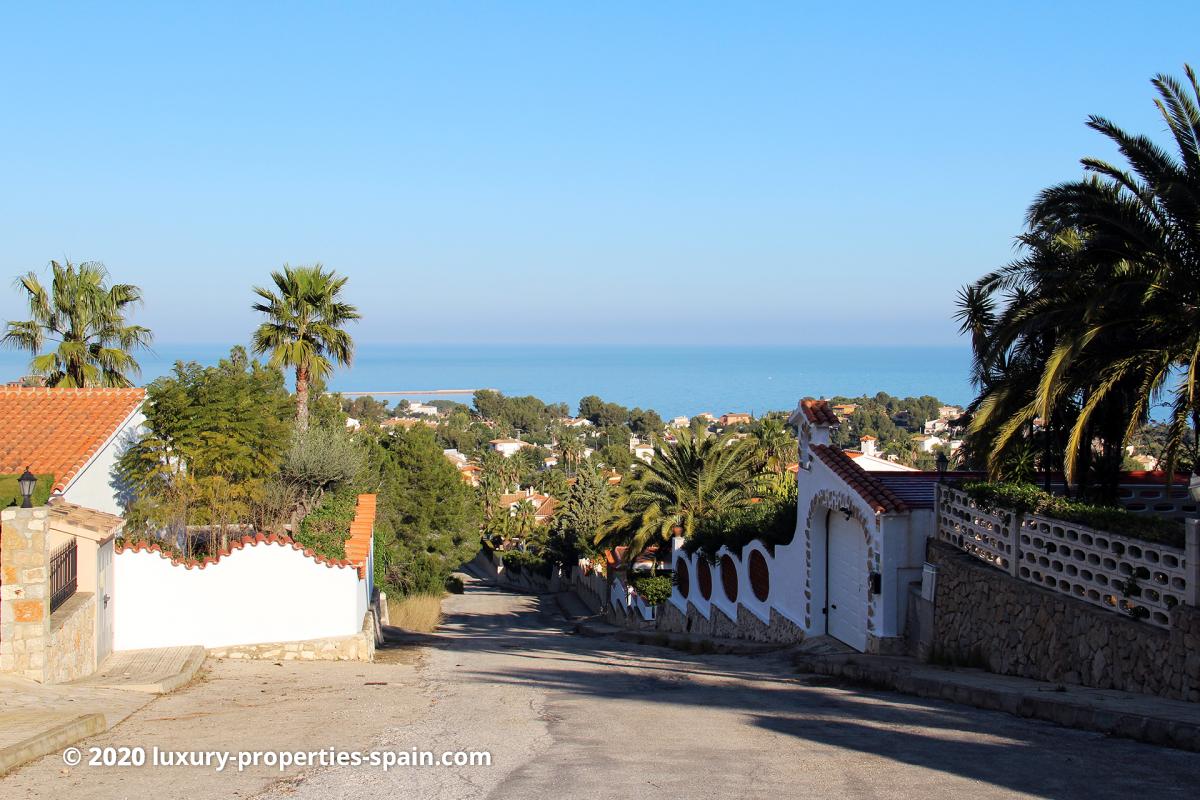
[1186, 518, 1199, 608]
[0, 506, 52, 681]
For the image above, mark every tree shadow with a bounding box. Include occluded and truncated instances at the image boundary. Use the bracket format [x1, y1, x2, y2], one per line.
[400, 583, 1200, 799]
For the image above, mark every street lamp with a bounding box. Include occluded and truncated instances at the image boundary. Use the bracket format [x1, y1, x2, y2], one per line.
[18, 467, 36, 508]
[936, 451, 949, 480]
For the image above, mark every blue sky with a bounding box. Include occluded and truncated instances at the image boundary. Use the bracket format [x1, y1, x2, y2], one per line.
[1, 2, 1198, 346]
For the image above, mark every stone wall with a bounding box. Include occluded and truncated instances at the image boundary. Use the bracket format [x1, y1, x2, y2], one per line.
[207, 611, 377, 662]
[929, 539, 1200, 701]
[0, 507, 51, 681]
[636, 595, 806, 644]
[45, 592, 96, 683]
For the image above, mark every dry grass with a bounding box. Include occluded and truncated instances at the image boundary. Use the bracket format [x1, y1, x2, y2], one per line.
[386, 593, 444, 633]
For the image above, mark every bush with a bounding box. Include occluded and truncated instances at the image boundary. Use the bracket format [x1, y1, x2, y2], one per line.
[961, 481, 1185, 547]
[685, 497, 798, 561]
[445, 574, 465, 594]
[501, 550, 550, 576]
[632, 575, 673, 605]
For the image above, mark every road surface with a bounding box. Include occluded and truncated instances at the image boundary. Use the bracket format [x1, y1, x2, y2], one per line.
[3, 579, 1198, 799]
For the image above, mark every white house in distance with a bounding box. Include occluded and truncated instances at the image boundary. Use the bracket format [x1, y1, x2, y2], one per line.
[631, 441, 654, 464]
[668, 416, 690, 429]
[0, 387, 146, 516]
[489, 438, 531, 458]
[407, 402, 439, 416]
[844, 435, 916, 473]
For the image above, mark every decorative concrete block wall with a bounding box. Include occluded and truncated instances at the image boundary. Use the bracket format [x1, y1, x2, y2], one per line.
[928, 540, 1200, 701]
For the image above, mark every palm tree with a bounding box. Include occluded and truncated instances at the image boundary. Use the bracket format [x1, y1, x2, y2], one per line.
[596, 430, 756, 568]
[752, 416, 795, 475]
[958, 65, 1200, 497]
[251, 264, 360, 431]
[2, 260, 152, 387]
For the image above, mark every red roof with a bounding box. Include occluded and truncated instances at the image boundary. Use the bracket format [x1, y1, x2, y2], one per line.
[800, 398, 838, 426]
[0, 387, 145, 492]
[812, 444, 908, 514]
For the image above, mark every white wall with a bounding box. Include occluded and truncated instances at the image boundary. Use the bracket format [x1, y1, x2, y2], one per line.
[114, 539, 370, 650]
[61, 409, 146, 516]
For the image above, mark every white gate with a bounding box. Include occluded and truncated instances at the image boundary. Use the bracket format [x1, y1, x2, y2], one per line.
[826, 514, 868, 652]
[96, 539, 114, 663]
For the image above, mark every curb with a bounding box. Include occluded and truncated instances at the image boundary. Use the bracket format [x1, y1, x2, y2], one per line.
[0, 712, 105, 777]
[793, 654, 1200, 753]
[576, 619, 789, 656]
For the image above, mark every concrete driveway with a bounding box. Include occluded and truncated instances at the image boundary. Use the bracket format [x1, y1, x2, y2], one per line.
[3, 579, 1199, 799]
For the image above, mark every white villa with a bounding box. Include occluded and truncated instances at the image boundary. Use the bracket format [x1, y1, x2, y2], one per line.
[489, 438, 530, 458]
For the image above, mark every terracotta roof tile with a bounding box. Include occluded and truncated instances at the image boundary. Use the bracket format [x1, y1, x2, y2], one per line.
[0, 387, 145, 492]
[116, 532, 368, 576]
[800, 398, 839, 426]
[811, 444, 908, 514]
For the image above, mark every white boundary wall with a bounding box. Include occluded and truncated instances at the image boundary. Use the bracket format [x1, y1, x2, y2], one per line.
[114, 540, 371, 650]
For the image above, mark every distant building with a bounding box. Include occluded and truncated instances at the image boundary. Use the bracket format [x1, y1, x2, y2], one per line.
[489, 438, 530, 458]
[917, 434, 946, 454]
[560, 417, 594, 428]
[345, 416, 361, 431]
[459, 464, 482, 487]
[858, 435, 879, 458]
[695, 413, 715, 422]
[719, 413, 752, 427]
[831, 403, 857, 418]
[407, 402, 439, 417]
[669, 416, 690, 429]
[938, 405, 962, 420]
[498, 488, 560, 524]
[923, 418, 949, 435]
[631, 442, 655, 464]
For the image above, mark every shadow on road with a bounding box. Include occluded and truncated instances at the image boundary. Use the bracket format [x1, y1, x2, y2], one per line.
[390, 581, 1200, 800]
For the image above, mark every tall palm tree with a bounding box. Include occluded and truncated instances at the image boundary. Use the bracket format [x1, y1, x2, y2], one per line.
[596, 430, 756, 568]
[958, 65, 1200, 496]
[2, 260, 152, 387]
[752, 416, 795, 475]
[251, 264, 360, 431]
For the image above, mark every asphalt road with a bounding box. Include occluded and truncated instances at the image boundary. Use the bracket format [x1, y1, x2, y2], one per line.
[4, 579, 1199, 799]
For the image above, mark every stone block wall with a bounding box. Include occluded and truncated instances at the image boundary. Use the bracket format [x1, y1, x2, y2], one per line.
[207, 611, 377, 662]
[46, 592, 96, 683]
[928, 539, 1200, 701]
[642, 596, 806, 644]
[0, 507, 51, 681]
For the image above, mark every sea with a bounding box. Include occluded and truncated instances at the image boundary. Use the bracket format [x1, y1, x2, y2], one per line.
[0, 344, 975, 419]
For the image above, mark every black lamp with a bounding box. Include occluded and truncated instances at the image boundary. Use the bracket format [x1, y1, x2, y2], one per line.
[936, 451, 949, 479]
[18, 467, 36, 508]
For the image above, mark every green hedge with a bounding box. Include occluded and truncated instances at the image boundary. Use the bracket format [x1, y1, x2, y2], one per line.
[631, 575, 673, 605]
[961, 481, 1185, 547]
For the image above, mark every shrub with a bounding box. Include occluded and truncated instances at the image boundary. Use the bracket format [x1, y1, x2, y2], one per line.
[685, 497, 798, 561]
[961, 481, 1184, 547]
[386, 593, 443, 632]
[445, 574, 465, 594]
[501, 550, 549, 576]
[632, 575, 673, 605]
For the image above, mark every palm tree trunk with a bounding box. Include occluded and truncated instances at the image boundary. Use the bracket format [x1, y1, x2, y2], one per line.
[295, 365, 310, 432]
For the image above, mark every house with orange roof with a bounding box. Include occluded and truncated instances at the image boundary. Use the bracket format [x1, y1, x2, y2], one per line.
[0, 387, 146, 516]
[498, 487, 559, 524]
[719, 412, 752, 427]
